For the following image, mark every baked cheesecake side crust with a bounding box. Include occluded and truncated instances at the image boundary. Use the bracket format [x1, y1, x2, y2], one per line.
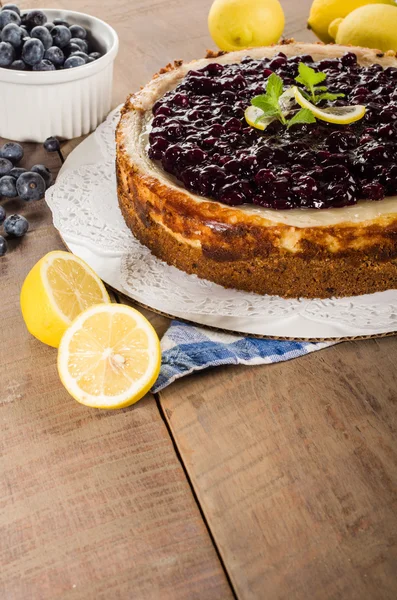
[116, 43, 397, 298]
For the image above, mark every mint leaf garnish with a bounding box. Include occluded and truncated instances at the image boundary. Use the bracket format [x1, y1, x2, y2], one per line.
[295, 62, 344, 104]
[251, 73, 287, 125]
[287, 108, 316, 129]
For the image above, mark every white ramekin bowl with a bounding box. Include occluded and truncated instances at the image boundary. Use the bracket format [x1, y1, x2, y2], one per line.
[0, 9, 119, 142]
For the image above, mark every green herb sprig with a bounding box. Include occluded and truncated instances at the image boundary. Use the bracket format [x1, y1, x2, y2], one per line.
[249, 62, 345, 130]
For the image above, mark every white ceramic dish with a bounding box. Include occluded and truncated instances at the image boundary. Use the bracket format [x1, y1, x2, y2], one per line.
[44, 108, 397, 341]
[0, 8, 118, 142]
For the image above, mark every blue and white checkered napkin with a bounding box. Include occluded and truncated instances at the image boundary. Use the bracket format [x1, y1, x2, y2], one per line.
[151, 320, 334, 392]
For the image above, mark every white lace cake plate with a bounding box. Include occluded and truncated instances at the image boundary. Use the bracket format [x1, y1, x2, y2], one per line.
[45, 108, 397, 341]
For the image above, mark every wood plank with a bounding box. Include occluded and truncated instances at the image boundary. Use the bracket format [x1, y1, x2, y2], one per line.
[0, 139, 233, 598]
[0, 0, 239, 596]
[159, 339, 397, 600]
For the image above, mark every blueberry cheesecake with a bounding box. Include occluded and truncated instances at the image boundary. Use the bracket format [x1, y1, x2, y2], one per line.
[116, 42, 397, 298]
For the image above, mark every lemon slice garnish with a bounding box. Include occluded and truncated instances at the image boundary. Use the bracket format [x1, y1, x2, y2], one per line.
[244, 106, 275, 131]
[58, 303, 161, 409]
[245, 89, 296, 131]
[293, 86, 366, 124]
[21, 251, 110, 348]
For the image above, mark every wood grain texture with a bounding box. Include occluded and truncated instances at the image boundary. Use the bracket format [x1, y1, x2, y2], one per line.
[0, 1, 242, 597]
[160, 340, 397, 600]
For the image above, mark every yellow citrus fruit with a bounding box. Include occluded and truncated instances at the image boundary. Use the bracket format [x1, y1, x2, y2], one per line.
[208, 0, 284, 51]
[333, 4, 397, 52]
[293, 87, 366, 124]
[20, 251, 110, 348]
[307, 0, 394, 43]
[57, 303, 161, 409]
[244, 106, 275, 130]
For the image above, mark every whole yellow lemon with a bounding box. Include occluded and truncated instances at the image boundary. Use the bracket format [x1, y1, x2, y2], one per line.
[333, 4, 397, 52]
[307, 0, 395, 44]
[208, 0, 285, 52]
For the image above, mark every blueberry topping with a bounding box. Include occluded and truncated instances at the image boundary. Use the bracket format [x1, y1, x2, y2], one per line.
[44, 22, 54, 32]
[32, 59, 55, 71]
[0, 235, 7, 256]
[31, 164, 52, 187]
[148, 51, 397, 209]
[1, 23, 24, 47]
[4, 213, 29, 237]
[44, 45, 64, 67]
[69, 24, 86, 39]
[0, 41, 14, 66]
[22, 38, 44, 65]
[43, 136, 60, 152]
[51, 24, 71, 48]
[63, 55, 85, 69]
[0, 158, 13, 176]
[0, 175, 17, 197]
[22, 10, 47, 30]
[0, 9, 21, 28]
[0, 205, 5, 224]
[31, 25, 52, 49]
[16, 172, 45, 201]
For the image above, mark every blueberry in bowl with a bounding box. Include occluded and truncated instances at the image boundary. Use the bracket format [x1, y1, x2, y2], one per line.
[0, 7, 119, 142]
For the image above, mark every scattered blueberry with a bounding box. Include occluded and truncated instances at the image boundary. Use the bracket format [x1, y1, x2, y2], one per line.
[44, 45, 64, 67]
[43, 136, 60, 153]
[22, 10, 47, 30]
[64, 55, 85, 69]
[9, 166, 27, 179]
[69, 24, 86, 39]
[69, 37, 88, 53]
[51, 25, 71, 48]
[70, 50, 89, 63]
[4, 213, 29, 237]
[33, 59, 55, 71]
[16, 171, 45, 201]
[0, 41, 15, 66]
[0, 9, 21, 28]
[0, 175, 17, 197]
[2, 4, 21, 16]
[1, 23, 24, 47]
[31, 25, 52, 49]
[89, 52, 101, 61]
[0, 142, 23, 163]
[0, 158, 13, 176]
[0, 235, 7, 256]
[22, 38, 44, 65]
[53, 18, 70, 27]
[0, 205, 5, 224]
[9, 59, 25, 69]
[31, 164, 52, 188]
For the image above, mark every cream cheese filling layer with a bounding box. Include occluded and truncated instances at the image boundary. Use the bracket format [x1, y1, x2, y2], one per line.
[121, 43, 397, 230]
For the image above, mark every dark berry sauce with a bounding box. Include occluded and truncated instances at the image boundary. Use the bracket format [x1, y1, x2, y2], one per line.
[148, 52, 397, 209]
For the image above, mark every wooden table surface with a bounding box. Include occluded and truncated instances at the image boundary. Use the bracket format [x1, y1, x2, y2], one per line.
[1, 0, 397, 598]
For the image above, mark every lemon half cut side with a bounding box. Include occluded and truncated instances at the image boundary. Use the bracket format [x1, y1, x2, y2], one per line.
[57, 303, 161, 409]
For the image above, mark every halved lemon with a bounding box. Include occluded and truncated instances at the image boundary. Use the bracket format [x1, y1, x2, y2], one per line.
[293, 86, 366, 124]
[58, 303, 161, 409]
[20, 251, 110, 348]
